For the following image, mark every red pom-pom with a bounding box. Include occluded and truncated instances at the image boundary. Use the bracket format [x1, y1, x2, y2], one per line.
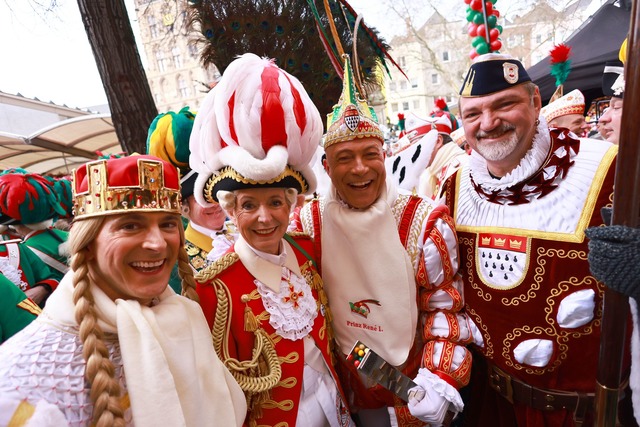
[434, 98, 447, 111]
[397, 113, 405, 120]
[549, 44, 571, 64]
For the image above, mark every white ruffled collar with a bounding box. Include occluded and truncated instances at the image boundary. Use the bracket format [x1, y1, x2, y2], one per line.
[255, 267, 318, 341]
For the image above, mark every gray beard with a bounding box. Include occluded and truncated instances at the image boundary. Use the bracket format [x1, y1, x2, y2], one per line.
[474, 132, 519, 162]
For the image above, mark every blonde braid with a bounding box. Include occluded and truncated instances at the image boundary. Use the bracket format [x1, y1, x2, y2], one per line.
[177, 226, 199, 302]
[69, 218, 126, 427]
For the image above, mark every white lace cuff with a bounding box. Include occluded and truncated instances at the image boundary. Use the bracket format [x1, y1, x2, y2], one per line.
[412, 368, 464, 412]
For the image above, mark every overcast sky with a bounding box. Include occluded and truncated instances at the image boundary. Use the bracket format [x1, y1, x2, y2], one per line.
[0, 0, 600, 110]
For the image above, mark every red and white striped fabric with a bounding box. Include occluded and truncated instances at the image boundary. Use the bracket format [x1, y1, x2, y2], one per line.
[190, 53, 322, 207]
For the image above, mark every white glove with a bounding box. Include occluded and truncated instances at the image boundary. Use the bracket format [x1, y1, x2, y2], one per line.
[407, 368, 464, 426]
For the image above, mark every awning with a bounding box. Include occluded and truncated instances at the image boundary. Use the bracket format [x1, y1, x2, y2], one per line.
[527, 2, 630, 107]
[0, 114, 123, 175]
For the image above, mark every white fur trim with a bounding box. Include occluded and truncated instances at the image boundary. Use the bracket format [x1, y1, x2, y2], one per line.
[193, 173, 214, 208]
[219, 145, 288, 182]
[189, 53, 321, 178]
[297, 164, 317, 195]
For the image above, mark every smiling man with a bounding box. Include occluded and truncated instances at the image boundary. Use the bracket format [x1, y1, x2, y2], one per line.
[444, 54, 632, 426]
[598, 60, 625, 145]
[297, 56, 472, 427]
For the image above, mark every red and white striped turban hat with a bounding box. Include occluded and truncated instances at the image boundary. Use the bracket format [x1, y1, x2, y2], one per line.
[189, 53, 322, 205]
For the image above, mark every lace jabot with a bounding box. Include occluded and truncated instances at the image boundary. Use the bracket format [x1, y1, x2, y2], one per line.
[255, 267, 318, 341]
[468, 118, 581, 205]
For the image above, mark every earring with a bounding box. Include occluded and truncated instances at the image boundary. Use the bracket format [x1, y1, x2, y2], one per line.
[535, 119, 540, 126]
[181, 205, 190, 217]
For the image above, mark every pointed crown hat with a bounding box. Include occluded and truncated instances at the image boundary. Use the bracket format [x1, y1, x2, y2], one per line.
[323, 55, 384, 149]
[189, 53, 322, 204]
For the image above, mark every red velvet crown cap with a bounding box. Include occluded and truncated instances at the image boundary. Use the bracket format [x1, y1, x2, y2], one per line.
[72, 155, 181, 220]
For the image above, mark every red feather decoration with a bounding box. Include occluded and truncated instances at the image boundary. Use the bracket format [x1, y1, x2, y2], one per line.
[549, 44, 571, 64]
[434, 98, 448, 111]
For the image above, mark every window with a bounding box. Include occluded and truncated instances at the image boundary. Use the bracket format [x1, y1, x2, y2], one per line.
[442, 51, 450, 62]
[391, 102, 398, 112]
[389, 81, 397, 91]
[535, 34, 542, 44]
[411, 79, 418, 89]
[445, 95, 454, 104]
[413, 99, 420, 109]
[148, 15, 158, 39]
[172, 47, 182, 69]
[156, 51, 167, 73]
[400, 80, 407, 90]
[402, 102, 409, 111]
[431, 74, 439, 85]
[178, 76, 189, 98]
[399, 56, 406, 67]
[188, 44, 198, 59]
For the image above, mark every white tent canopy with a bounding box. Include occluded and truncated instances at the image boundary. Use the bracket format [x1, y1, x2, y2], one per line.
[0, 114, 123, 175]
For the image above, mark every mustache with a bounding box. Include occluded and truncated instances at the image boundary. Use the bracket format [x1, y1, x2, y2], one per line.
[476, 124, 516, 140]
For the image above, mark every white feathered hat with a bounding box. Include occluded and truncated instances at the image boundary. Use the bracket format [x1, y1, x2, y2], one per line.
[189, 53, 323, 206]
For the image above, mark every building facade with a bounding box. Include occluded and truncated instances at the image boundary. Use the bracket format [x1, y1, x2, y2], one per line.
[384, 0, 600, 127]
[132, 0, 219, 113]
[130, 0, 600, 127]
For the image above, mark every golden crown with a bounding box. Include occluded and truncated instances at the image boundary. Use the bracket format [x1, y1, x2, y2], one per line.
[72, 156, 181, 220]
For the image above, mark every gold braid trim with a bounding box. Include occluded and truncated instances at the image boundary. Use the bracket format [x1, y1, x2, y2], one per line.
[286, 231, 310, 238]
[204, 165, 309, 204]
[210, 273, 282, 424]
[195, 252, 239, 282]
[301, 261, 337, 365]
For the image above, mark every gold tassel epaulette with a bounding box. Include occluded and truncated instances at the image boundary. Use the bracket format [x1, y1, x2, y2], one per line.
[195, 251, 239, 283]
[242, 294, 260, 332]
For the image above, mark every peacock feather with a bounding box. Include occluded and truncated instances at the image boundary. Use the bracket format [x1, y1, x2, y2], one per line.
[188, 0, 400, 120]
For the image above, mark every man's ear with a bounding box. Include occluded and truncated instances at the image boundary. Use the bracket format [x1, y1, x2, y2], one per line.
[323, 157, 330, 174]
